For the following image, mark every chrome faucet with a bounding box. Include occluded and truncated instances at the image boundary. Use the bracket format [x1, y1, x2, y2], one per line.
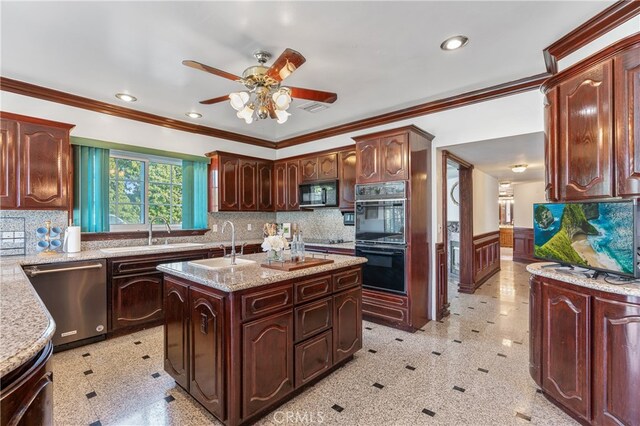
[222, 220, 237, 265]
[149, 217, 172, 245]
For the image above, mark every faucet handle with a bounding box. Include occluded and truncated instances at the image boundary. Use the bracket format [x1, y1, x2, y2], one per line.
[240, 242, 247, 255]
[219, 244, 227, 257]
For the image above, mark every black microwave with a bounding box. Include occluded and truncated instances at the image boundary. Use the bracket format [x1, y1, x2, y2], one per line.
[299, 181, 338, 207]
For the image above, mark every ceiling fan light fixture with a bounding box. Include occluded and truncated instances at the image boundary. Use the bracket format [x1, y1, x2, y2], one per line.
[440, 35, 469, 51]
[237, 104, 254, 123]
[511, 164, 528, 173]
[275, 109, 291, 124]
[272, 88, 292, 110]
[278, 60, 297, 80]
[229, 91, 250, 111]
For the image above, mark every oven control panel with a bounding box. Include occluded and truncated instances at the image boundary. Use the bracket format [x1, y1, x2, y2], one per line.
[355, 181, 407, 200]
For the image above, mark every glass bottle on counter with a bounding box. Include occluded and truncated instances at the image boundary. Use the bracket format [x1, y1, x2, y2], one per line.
[290, 231, 299, 262]
[298, 229, 305, 262]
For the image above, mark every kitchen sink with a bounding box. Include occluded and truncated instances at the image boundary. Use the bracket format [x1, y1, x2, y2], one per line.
[100, 242, 205, 254]
[187, 257, 257, 270]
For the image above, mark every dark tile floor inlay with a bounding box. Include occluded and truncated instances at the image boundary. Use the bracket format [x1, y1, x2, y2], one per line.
[89, 421, 102, 426]
[514, 341, 523, 345]
[422, 408, 436, 417]
[498, 353, 507, 358]
[478, 368, 489, 373]
[86, 391, 97, 399]
[487, 320, 495, 324]
[471, 329, 479, 333]
[406, 365, 416, 371]
[467, 306, 475, 310]
[453, 339, 462, 343]
[83, 369, 93, 376]
[82, 353, 90, 357]
[134, 341, 142, 345]
[480, 301, 487, 304]
[152, 372, 161, 378]
[431, 351, 441, 356]
[395, 338, 403, 342]
[142, 355, 151, 360]
[365, 327, 372, 330]
[332, 404, 344, 413]
[368, 349, 377, 354]
[453, 313, 460, 316]
[164, 395, 175, 403]
[453, 386, 466, 393]
[516, 412, 532, 421]
[372, 382, 384, 389]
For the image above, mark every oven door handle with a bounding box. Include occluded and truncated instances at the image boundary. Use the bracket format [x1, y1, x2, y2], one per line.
[358, 250, 399, 256]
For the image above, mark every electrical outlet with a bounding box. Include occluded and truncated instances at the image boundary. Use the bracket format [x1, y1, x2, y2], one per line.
[247, 224, 252, 231]
[212, 224, 218, 232]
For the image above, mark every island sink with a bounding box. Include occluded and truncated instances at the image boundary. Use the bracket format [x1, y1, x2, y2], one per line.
[187, 257, 256, 270]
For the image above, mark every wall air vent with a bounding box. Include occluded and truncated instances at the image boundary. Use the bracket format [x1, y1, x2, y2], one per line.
[298, 102, 329, 113]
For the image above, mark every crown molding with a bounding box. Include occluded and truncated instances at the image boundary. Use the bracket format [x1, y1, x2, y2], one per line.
[543, 0, 640, 74]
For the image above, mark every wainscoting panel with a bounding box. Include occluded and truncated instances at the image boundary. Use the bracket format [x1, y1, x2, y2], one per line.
[435, 242, 449, 320]
[513, 227, 536, 263]
[459, 231, 500, 293]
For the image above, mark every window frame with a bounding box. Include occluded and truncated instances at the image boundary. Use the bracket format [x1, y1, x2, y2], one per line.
[109, 150, 184, 232]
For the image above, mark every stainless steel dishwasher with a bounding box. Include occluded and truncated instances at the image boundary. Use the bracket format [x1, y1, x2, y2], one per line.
[23, 259, 107, 348]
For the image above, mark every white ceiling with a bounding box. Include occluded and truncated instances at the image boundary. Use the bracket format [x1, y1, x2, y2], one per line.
[444, 131, 545, 184]
[0, 1, 613, 143]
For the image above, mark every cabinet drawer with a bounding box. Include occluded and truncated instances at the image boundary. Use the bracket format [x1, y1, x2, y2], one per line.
[295, 330, 333, 388]
[294, 275, 331, 304]
[241, 284, 293, 321]
[111, 251, 208, 276]
[333, 268, 361, 292]
[362, 299, 409, 324]
[294, 297, 332, 342]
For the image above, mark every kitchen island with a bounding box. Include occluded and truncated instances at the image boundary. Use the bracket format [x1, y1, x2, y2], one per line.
[158, 253, 367, 426]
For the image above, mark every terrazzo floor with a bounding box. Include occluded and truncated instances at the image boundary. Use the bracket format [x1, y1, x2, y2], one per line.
[51, 254, 578, 425]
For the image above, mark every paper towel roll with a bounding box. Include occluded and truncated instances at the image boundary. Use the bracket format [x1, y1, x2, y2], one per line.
[64, 226, 81, 253]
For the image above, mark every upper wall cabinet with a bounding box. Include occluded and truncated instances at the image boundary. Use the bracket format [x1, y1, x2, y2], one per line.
[206, 152, 274, 212]
[542, 35, 640, 201]
[338, 150, 356, 210]
[301, 153, 338, 183]
[0, 112, 74, 210]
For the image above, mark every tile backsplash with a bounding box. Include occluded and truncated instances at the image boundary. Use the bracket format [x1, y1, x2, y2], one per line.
[276, 208, 355, 241]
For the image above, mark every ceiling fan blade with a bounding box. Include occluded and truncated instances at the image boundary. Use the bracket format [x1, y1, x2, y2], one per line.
[183, 60, 241, 82]
[199, 95, 230, 105]
[266, 48, 306, 81]
[288, 87, 337, 104]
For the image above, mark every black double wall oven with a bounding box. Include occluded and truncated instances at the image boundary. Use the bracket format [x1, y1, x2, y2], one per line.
[355, 181, 408, 295]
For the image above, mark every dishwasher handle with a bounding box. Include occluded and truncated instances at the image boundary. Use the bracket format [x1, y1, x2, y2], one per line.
[24, 263, 103, 277]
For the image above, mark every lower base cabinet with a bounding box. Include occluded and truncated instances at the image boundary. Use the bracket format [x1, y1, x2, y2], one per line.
[112, 272, 164, 330]
[163, 266, 363, 426]
[530, 274, 640, 426]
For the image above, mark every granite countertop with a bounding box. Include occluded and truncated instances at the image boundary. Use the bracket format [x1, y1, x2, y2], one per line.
[158, 252, 367, 293]
[304, 242, 355, 250]
[0, 238, 262, 378]
[527, 262, 640, 297]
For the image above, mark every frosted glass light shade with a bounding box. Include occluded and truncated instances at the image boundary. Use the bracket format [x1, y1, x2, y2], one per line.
[275, 109, 291, 124]
[229, 92, 250, 111]
[272, 89, 292, 110]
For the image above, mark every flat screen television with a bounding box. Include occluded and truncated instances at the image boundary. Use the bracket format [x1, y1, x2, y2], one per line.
[533, 201, 637, 278]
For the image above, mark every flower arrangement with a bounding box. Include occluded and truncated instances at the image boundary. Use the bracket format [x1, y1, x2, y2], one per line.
[262, 223, 289, 261]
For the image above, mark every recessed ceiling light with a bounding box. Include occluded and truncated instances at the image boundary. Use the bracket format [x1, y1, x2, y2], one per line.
[185, 112, 202, 119]
[115, 93, 137, 102]
[511, 164, 528, 173]
[440, 35, 469, 51]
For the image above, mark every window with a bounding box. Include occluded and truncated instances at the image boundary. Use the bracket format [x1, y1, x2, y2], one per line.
[108, 151, 183, 230]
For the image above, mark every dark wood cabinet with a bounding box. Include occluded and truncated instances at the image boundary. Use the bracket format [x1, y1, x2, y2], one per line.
[300, 157, 318, 182]
[0, 118, 17, 209]
[239, 160, 257, 210]
[300, 153, 337, 183]
[219, 155, 240, 211]
[274, 162, 287, 211]
[242, 310, 294, 419]
[0, 342, 53, 426]
[164, 277, 189, 389]
[333, 286, 362, 363]
[529, 275, 542, 388]
[355, 138, 380, 183]
[0, 113, 73, 210]
[542, 281, 591, 422]
[557, 60, 614, 201]
[338, 150, 356, 210]
[380, 133, 409, 181]
[295, 330, 332, 388]
[614, 48, 640, 198]
[544, 88, 559, 201]
[294, 297, 332, 342]
[190, 287, 226, 420]
[111, 272, 164, 331]
[257, 161, 273, 211]
[286, 161, 300, 210]
[593, 298, 640, 426]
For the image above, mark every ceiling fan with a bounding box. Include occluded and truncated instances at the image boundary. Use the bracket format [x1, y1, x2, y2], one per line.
[183, 48, 337, 124]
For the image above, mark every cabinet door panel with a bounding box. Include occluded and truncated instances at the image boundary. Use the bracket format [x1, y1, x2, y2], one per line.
[274, 162, 287, 211]
[295, 330, 332, 388]
[559, 60, 614, 200]
[112, 273, 164, 330]
[286, 161, 300, 210]
[164, 277, 189, 389]
[219, 156, 239, 211]
[190, 288, 225, 419]
[300, 157, 318, 182]
[239, 160, 257, 211]
[593, 298, 640, 426]
[381, 133, 409, 181]
[333, 287, 362, 363]
[18, 122, 69, 209]
[529, 276, 542, 387]
[242, 310, 294, 419]
[318, 153, 338, 180]
[0, 119, 17, 208]
[257, 162, 274, 211]
[294, 297, 332, 342]
[614, 49, 640, 197]
[338, 150, 356, 210]
[544, 88, 559, 201]
[356, 139, 380, 183]
[542, 282, 591, 421]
